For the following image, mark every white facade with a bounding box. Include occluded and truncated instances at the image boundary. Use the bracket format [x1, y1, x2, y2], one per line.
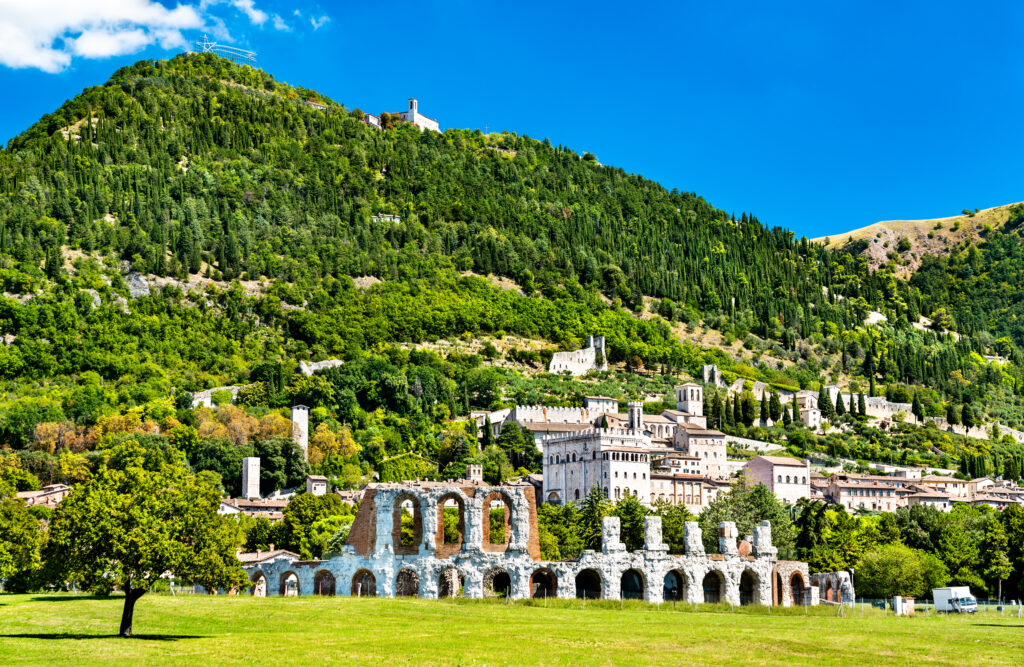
[548, 336, 607, 376]
[542, 426, 652, 505]
[398, 98, 440, 132]
[584, 396, 618, 414]
[243, 456, 261, 500]
[675, 383, 703, 416]
[743, 456, 811, 505]
[800, 407, 822, 429]
[306, 475, 328, 496]
[291, 405, 309, 459]
[674, 424, 730, 479]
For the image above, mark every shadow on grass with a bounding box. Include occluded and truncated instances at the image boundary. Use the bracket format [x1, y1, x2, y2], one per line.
[972, 623, 1023, 628]
[0, 633, 204, 641]
[29, 595, 117, 603]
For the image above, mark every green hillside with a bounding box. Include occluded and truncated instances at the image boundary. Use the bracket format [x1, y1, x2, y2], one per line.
[1, 53, 1023, 492]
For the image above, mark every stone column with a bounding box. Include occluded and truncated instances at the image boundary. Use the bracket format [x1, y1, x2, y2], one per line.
[752, 520, 777, 557]
[718, 521, 738, 555]
[684, 522, 705, 555]
[644, 516, 668, 552]
[602, 517, 625, 553]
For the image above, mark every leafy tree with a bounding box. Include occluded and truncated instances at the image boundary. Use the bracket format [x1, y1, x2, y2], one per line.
[580, 485, 610, 551]
[610, 493, 648, 551]
[279, 492, 353, 559]
[857, 544, 944, 598]
[699, 478, 794, 555]
[0, 489, 42, 589]
[45, 440, 246, 636]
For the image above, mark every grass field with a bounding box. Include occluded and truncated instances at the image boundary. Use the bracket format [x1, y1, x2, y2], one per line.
[0, 594, 1021, 665]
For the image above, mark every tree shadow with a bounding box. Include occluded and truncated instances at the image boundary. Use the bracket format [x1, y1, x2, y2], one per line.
[29, 595, 115, 603]
[0, 633, 204, 641]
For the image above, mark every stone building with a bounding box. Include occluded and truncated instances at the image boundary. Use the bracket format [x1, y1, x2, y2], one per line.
[743, 456, 812, 504]
[673, 424, 729, 479]
[238, 477, 821, 607]
[541, 403, 652, 505]
[397, 98, 440, 132]
[548, 336, 607, 376]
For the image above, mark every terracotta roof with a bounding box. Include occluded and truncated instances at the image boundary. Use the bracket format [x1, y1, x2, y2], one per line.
[752, 455, 807, 466]
[237, 549, 299, 564]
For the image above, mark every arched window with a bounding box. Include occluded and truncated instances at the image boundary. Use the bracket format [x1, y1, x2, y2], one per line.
[786, 476, 791, 484]
[574, 488, 580, 501]
[777, 475, 782, 483]
[802, 476, 807, 484]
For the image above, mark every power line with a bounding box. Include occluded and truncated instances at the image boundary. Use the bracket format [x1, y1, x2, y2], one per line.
[197, 35, 257, 66]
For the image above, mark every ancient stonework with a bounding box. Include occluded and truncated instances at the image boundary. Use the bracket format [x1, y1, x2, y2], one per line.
[241, 480, 818, 607]
[548, 336, 607, 376]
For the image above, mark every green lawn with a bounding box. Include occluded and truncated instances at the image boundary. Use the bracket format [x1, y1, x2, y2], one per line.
[0, 594, 1021, 665]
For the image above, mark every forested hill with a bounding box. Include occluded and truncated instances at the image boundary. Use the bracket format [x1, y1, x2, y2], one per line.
[0, 53, 920, 331]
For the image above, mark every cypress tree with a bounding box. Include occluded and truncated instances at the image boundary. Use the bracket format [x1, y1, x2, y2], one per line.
[858, 392, 867, 416]
[769, 392, 782, 421]
[835, 391, 846, 417]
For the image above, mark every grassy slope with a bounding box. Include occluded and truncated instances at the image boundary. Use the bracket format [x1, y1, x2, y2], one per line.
[811, 202, 1023, 276]
[0, 594, 1021, 665]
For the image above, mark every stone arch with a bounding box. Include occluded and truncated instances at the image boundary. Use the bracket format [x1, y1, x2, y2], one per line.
[392, 492, 423, 556]
[701, 570, 726, 604]
[313, 570, 336, 596]
[620, 569, 645, 600]
[575, 568, 602, 599]
[663, 569, 686, 602]
[530, 567, 557, 599]
[352, 569, 377, 597]
[438, 566, 465, 598]
[824, 578, 835, 602]
[279, 571, 299, 597]
[739, 569, 759, 605]
[396, 569, 420, 597]
[250, 571, 267, 597]
[483, 567, 512, 597]
[436, 493, 466, 558]
[774, 568, 783, 606]
[546, 491, 561, 505]
[790, 572, 806, 606]
[482, 490, 513, 553]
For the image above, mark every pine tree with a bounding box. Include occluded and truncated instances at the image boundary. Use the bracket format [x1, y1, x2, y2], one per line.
[911, 393, 923, 422]
[818, 386, 836, 421]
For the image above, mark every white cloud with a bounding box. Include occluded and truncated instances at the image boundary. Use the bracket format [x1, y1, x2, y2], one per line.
[310, 14, 330, 30]
[271, 14, 290, 31]
[0, 0, 292, 73]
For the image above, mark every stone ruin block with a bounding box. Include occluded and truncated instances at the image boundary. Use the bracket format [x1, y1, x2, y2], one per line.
[644, 516, 667, 552]
[752, 520, 777, 557]
[718, 521, 738, 555]
[601, 516, 625, 553]
[683, 521, 704, 555]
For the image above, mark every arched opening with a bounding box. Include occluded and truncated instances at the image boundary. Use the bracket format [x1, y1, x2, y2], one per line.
[279, 571, 299, 597]
[620, 569, 645, 600]
[436, 494, 465, 558]
[438, 567, 465, 598]
[251, 572, 267, 597]
[313, 570, 336, 596]
[575, 569, 602, 599]
[663, 570, 685, 602]
[740, 570, 759, 605]
[352, 569, 377, 597]
[546, 491, 561, 505]
[702, 570, 725, 604]
[774, 570, 783, 606]
[483, 568, 511, 597]
[530, 568, 557, 599]
[482, 491, 512, 552]
[790, 572, 806, 606]
[396, 569, 420, 597]
[574, 488, 580, 501]
[824, 579, 834, 602]
[393, 493, 422, 556]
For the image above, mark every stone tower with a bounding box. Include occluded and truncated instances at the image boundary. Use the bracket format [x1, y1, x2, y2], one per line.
[409, 98, 418, 114]
[676, 383, 703, 416]
[627, 401, 643, 432]
[242, 456, 260, 499]
[291, 405, 309, 460]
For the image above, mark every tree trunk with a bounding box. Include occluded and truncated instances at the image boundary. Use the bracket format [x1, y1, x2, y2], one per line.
[119, 587, 145, 637]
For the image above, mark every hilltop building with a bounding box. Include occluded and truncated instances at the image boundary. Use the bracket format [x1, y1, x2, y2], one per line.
[398, 98, 439, 132]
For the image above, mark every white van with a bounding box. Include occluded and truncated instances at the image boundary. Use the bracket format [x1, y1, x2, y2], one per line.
[933, 587, 978, 613]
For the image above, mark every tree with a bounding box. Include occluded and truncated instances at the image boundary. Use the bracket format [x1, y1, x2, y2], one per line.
[0, 489, 43, 588]
[46, 440, 246, 636]
[610, 493, 648, 552]
[580, 485, 610, 551]
[961, 404, 976, 429]
[911, 393, 923, 422]
[858, 392, 867, 416]
[857, 544, 942, 598]
[699, 479, 794, 555]
[835, 392, 846, 417]
[818, 386, 836, 422]
[769, 392, 782, 422]
[983, 519, 1013, 601]
[279, 492, 352, 559]
[946, 403, 960, 426]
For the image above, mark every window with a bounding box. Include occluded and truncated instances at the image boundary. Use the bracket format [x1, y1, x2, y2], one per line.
[778, 475, 782, 483]
[786, 476, 791, 484]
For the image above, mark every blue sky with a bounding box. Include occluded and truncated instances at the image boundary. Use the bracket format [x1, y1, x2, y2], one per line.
[0, 1, 1021, 238]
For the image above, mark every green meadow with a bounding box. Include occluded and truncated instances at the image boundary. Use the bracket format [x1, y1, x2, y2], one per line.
[0, 594, 1020, 665]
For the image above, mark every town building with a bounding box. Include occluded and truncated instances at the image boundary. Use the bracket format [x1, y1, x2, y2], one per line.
[541, 402, 652, 504]
[584, 396, 619, 414]
[16, 483, 71, 509]
[673, 423, 729, 479]
[307, 475, 329, 496]
[219, 497, 290, 521]
[548, 336, 607, 376]
[242, 456, 261, 500]
[397, 98, 439, 132]
[743, 456, 812, 504]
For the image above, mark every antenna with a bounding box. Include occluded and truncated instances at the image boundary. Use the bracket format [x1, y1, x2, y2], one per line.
[198, 35, 257, 66]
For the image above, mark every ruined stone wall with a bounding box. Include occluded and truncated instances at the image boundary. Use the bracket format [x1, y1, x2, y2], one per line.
[241, 482, 801, 606]
[548, 336, 607, 376]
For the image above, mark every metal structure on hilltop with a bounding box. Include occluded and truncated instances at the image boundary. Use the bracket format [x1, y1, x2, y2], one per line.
[197, 35, 257, 66]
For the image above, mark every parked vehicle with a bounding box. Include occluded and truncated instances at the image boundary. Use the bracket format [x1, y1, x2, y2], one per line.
[933, 587, 978, 613]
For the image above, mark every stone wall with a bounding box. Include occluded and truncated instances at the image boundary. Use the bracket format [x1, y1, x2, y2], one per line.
[242, 481, 805, 607]
[548, 336, 607, 376]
